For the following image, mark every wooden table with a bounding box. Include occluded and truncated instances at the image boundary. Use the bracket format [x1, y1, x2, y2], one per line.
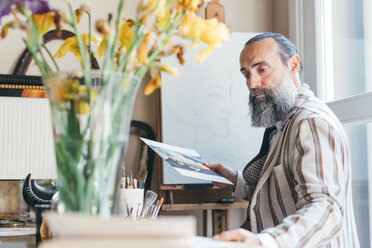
[162, 196, 249, 236]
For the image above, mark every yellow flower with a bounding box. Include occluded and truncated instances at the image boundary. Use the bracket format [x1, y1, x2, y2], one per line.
[138, 32, 152, 64]
[160, 64, 179, 76]
[55, 33, 100, 61]
[47, 78, 80, 103]
[31, 12, 54, 35]
[179, 13, 204, 40]
[156, 7, 171, 30]
[179, 13, 229, 62]
[144, 73, 162, 95]
[95, 37, 108, 57]
[118, 19, 134, 52]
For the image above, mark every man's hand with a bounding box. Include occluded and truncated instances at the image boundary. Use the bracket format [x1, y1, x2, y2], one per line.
[204, 162, 237, 188]
[213, 228, 262, 245]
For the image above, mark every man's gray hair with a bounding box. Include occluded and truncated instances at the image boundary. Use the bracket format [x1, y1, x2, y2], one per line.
[246, 32, 303, 72]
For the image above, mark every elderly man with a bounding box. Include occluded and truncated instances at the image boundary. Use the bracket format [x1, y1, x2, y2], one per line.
[206, 33, 360, 248]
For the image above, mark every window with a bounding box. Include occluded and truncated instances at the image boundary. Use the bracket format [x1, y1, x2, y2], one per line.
[344, 123, 372, 248]
[290, 0, 372, 247]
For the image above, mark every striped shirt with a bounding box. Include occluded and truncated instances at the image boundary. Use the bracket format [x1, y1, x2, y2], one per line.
[234, 83, 360, 248]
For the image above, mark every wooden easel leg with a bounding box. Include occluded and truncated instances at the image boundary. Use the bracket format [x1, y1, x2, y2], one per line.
[212, 209, 228, 235]
[203, 210, 208, 237]
[212, 209, 228, 236]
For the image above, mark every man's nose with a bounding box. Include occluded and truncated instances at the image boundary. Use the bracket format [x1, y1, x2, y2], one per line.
[247, 74, 261, 90]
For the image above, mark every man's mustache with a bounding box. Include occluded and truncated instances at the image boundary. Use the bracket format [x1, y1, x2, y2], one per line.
[249, 88, 274, 101]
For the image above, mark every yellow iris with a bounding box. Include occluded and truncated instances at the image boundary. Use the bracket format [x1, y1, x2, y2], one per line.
[138, 32, 152, 64]
[156, 5, 171, 30]
[31, 12, 54, 35]
[95, 37, 108, 57]
[55, 33, 100, 62]
[179, 13, 229, 62]
[95, 19, 133, 58]
[144, 73, 162, 95]
[118, 19, 134, 52]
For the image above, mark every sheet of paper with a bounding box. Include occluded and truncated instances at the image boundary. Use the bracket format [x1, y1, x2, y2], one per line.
[140, 138, 233, 185]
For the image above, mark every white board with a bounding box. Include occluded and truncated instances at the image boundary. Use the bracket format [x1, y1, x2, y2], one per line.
[161, 32, 264, 184]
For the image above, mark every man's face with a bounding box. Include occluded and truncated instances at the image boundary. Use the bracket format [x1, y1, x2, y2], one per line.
[240, 38, 297, 127]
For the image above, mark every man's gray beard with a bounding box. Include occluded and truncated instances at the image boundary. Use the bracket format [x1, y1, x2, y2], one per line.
[249, 74, 298, 128]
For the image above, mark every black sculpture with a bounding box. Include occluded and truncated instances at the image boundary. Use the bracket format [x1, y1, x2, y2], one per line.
[22, 173, 57, 209]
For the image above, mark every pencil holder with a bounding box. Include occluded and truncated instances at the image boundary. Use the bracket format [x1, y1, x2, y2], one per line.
[116, 188, 144, 220]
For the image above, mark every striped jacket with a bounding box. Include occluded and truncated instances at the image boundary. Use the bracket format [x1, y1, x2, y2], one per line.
[235, 84, 360, 248]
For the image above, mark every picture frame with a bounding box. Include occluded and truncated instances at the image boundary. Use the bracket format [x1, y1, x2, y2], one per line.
[0, 74, 46, 98]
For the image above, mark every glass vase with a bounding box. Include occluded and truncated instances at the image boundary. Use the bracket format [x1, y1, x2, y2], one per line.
[43, 70, 141, 216]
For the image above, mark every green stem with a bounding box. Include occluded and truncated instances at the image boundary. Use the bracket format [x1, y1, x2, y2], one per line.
[88, 13, 92, 55]
[42, 44, 60, 71]
[66, 1, 91, 102]
[23, 39, 46, 76]
[110, 0, 126, 65]
[37, 45, 52, 73]
[67, 1, 87, 70]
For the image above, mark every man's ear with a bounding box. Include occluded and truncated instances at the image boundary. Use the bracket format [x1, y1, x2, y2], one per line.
[288, 54, 300, 75]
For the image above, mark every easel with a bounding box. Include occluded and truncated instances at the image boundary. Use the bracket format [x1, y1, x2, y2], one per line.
[155, 91, 249, 237]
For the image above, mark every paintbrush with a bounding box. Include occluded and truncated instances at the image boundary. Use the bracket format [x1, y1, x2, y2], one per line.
[141, 190, 158, 218]
[141, 172, 148, 189]
[152, 197, 164, 219]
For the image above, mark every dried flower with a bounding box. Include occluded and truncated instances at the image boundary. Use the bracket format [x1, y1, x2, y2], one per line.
[78, 3, 91, 14]
[177, 0, 204, 13]
[53, 9, 63, 38]
[144, 73, 162, 95]
[173, 44, 186, 65]
[95, 19, 111, 37]
[75, 8, 83, 24]
[1, 22, 13, 38]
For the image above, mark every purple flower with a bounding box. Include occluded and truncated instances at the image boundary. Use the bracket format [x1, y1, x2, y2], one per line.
[0, 0, 21, 20]
[26, 0, 53, 15]
[0, 0, 53, 21]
